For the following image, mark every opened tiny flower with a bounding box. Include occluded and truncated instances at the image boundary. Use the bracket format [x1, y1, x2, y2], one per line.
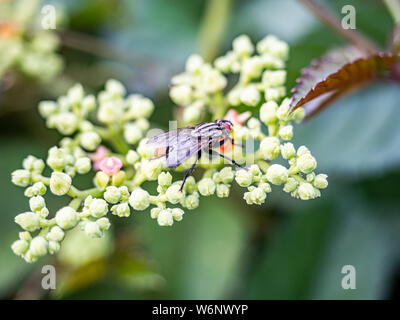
[99, 156, 123, 175]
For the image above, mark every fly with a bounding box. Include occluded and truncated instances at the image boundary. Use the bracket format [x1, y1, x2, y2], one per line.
[147, 118, 245, 191]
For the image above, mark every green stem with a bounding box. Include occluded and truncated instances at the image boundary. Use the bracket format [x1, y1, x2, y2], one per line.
[384, 0, 400, 23]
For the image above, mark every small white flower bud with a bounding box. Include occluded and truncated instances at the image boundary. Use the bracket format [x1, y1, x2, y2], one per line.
[170, 84, 192, 106]
[97, 217, 111, 230]
[47, 226, 65, 242]
[186, 54, 203, 73]
[127, 95, 154, 119]
[297, 153, 317, 174]
[283, 177, 298, 193]
[233, 35, 254, 56]
[181, 193, 199, 210]
[214, 52, 236, 72]
[313, 174, 328, 189]
[262, 70, 286, 87]
[260, 137, 280, 160]
[23, 155, 36, 171]
[135, 118, 150, 132]
[75, 157, 91, 174]
[11, 169, 31, 187]
[38, 101, 57, 118]
[105, 79, 126, 97]
[235, 169, 253, 187]
[259, 182, 272, 193]
[85, 221, 103, 238]
[244, 187, 266, 205]
[80, 131, 101, 151]
[48, 241, 60, 255]
[157, 209, 174, 226]
[47, 146, 67, 171]
[198, 178, 216, 196]
[216, 184, 230, 198]
[265, 87, 285, 101]
[227, 89, 241, 106]
[171, 208, 184, 221]
[291, 107, 305, 123]
[281, 142, 296, 159]
[241, 56, 263, 80]
[240, 86, 260, 107]
[50, 171, 72, 196]
[279, 125, 293, 141]
[306, 172, 316, 182]
[124, 123, 143, 145]
[126, 150, 140, 164]
[298, 182, 318, 200]
[276, 98, 291, 121]
[95, 171, 110, 190]
[98, 103, 121, 124]
[111, 202, 131, 217]
[29, 236, 48, 257]
[19, 232, 32, 242]
[266, 164, 288, 185]
[158, 172, 172, 187]
[150, 207, 161, 219]
[104, 186, 122, 204]
[166, 184, 184, 204]
[11, 239, 29, 256]
[55, 206, 79, 229]
[82, 95, 96, 112]
[29, 196, 45, 212]
[129, 188, 150, 210]
[297, 145, 310, 156]
[142, 159, 163, 180]
[54, 112, 79, 135]
[88, 198, 108, 218]
[67, 84, 84, 105]
[249, 164, 262, 177]
[183, 105, 202, 123]
[15, 212, 40, 232]
[247, 118, 261, 130]
[32, 159, 45, 173]
[219, 167, 234, 184]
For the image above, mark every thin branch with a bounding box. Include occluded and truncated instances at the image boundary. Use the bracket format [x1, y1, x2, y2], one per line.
[298, 0, 379, 53]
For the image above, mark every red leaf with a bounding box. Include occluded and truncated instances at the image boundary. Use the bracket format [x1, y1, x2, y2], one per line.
[289, 46, 398, 119]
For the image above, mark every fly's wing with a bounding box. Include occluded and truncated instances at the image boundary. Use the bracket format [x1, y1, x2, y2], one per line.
[165, 134, 202, 167]
[147, 127, 194, 148]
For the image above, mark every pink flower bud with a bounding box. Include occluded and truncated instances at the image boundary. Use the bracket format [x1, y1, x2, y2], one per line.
[90, 145, 108, 171]
[99, 156, 123, 175]
[225, 109, 251, 126]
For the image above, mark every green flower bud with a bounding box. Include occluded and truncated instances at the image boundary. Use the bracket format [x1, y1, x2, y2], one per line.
[150, 207, 161, 219]
[111, 202, 131, 217]
[235, 169, 253, 187]
[48, 240, 60, 255]
[11, 169, 31, 187]
[142, 159, 163, 180]
[260, 137, 280, 160]
[95, 171, 110, 190]
[166, 184, 184, 204]
[281, 142, 296, 159]
[24, 250, 38, 263]
[297, 153, 317, 174]
[233, 35, 254, 57]
[306, 172, 315, 182]
[11, 239, 29, 256]
[47, 146, 66, 171]
[298, 182, 318, 200]
[119, 186, 130, 201]
[47, 226, 65, 242]
[277, 98, 290, 120]
[313, 174, 328, 189]
[112, 170, 126, 187]
[216, 184, 230, 198]
[129, 188, 150, 210]
[249, 165, 262, 177]
[89, 198, 108, 218]
[55, 206, 79, 229]
[75, 157, 91, 174]
[23, 155, 37, 171]
[50, 171, 72, 196]
[283, 177, 298, 193]
[266, 164, 288, 185]
[124, 123, 143, 144]
[157, 209, 174, 226]
[181, 193, 199, 210]
[171, 208, 184, 222]
[97, 217, 111, 231]
[29, 196, 45, 212]
[219, 167, 234, 184]
[279, 125, 293, 141]
[291, 107, 305, 123]
[29, 236, 48, 257]
[104, 186, 122, 204]
[19, 232, 32, 242]
[15, 212, 40, 232]
[198, 178, 216, 196]
[80, 131, 101, 151]
[84, 221, 103, 238]
[244, 187, 266, 205]
[158, 172, 172, 187]
[240, 86, 260, 107]
[126, 150, 140, 164]
[38, 101, 58, 118]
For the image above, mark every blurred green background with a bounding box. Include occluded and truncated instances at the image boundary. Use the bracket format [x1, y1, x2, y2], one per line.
[1, 0, 400, 299]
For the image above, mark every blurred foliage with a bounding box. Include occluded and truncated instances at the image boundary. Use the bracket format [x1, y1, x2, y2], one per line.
[1, 0, 400, 300]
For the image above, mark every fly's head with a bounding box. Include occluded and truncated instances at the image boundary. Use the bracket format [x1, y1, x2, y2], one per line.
[216, 118, 233, 133]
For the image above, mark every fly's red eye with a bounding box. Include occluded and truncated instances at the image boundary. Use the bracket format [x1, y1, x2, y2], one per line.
[222, 122, 232, 131]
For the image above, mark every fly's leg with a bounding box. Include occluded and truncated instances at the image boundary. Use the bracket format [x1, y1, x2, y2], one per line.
[179, 150, 201, 192]
[209, 149, 245, 169]
[227, 137, 245, 148]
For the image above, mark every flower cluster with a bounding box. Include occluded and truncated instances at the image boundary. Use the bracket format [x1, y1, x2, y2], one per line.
[10, 34, 328, 263]
[0, 0, 63, 81]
